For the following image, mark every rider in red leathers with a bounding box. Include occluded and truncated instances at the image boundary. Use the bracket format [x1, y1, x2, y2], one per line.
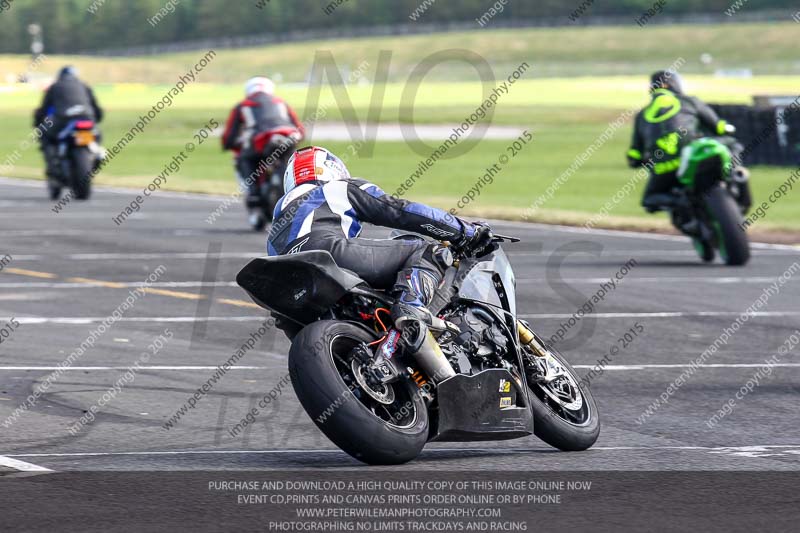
[222, 77, 305, 228]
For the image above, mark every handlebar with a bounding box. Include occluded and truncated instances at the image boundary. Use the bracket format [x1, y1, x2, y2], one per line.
[492, 233, 521, 243]
[451, 232, 521, 260]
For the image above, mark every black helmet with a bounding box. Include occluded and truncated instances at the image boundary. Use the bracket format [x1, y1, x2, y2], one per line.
[649, 70, 683, 94]
[58, 65, 78, 79]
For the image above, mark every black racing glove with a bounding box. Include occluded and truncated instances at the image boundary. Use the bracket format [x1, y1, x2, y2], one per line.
[454, 222, 496, 258]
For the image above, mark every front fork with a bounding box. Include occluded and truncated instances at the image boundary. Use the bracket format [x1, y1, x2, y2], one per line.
[518, 320, 548, 357]
[517, 320, 568, 383]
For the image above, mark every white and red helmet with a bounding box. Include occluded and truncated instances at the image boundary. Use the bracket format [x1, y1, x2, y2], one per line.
[284, 146, 351, 193]
[244, 76, 275, 97]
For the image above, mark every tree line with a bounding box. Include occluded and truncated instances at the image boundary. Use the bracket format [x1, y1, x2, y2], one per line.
[0, 0, 792, 55]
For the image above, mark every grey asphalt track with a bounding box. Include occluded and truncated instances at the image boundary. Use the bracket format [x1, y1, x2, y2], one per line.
[1, 176, 799, 474]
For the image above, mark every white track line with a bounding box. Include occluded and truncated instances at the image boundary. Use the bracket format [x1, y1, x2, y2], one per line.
[508, 250, 797, 257]
[0, 281, 239, 289]
[5, 248, 798, 261]
[577, 363, 800, 370]
[7, 444, 800, 459]
[6, 311, 799, 325]
[516, 277, 793, 284]
[7, 253, 255, 261]
[1, 278, 789, 289]
[2, 363, 797, 371]
[519, 311, 800, 319]
[491, 219, 800, 251]
[3, 229, 85, 236]
[0, 365, 270, 371]
[4, 250, 796, 260]
[0, 213, 154, 219]
[0, 455, 53, 472]
[9, 317, 266, 324]
[0, 176, 228, 203]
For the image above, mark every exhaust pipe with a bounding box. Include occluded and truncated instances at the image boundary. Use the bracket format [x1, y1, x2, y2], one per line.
[399, 320, 456, 382]
[413, 330, 456, 381]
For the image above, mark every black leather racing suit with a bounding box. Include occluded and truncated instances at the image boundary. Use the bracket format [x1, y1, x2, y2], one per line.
[34, 74, 103, 178]
[268, 178, 476, 334]
[34, 74, 103, 141]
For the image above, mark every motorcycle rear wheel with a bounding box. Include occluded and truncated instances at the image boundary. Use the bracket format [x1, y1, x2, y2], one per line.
[71, 147, 93, 200]
[289, 320, 429, 465]
[705, 185, 750, 266]
[265, 186, 281, 223]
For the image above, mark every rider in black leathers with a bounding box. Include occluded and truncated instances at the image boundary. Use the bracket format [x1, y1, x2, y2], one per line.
[34, 66, 103, 179]
[269, 146, 494, 341]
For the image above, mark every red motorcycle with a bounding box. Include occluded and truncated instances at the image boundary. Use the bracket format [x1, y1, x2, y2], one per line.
[242, 127, 302, 231]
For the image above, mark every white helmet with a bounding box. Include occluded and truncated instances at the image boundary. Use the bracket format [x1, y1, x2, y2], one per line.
[284, 146, 351, 194]
[244, 77, 275, 97]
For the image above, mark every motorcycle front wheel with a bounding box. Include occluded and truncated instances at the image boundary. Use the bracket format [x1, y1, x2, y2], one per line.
[524, 346, 600, 451]
[289, 320, 429, 465]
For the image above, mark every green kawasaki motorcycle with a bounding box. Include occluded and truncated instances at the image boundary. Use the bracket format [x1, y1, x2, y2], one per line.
[670, 138, 752, 266]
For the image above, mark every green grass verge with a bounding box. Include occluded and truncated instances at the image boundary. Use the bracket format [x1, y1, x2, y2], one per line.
[2, 21, 799, 84]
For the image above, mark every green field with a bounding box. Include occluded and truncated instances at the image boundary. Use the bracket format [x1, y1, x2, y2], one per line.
[2, 23, 799, 234]
[3, 22, 799, 83]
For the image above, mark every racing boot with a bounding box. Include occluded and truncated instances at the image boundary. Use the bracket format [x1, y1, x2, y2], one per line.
[386, 267, 456, 382]
[642, 192, 678, 213]
[671, 207, 700, 237]
[390, 267, 440, 329]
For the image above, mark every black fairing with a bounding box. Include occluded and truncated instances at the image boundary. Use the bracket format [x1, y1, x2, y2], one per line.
[431, 369, 533, 442]
[236, 251, 365, 323]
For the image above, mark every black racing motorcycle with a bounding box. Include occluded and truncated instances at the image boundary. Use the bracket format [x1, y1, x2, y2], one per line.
[237, 234, 600, 465]
[47, 118, 104, 201]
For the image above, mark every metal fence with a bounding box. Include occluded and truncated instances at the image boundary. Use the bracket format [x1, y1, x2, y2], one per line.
[713, 104, 800, 166]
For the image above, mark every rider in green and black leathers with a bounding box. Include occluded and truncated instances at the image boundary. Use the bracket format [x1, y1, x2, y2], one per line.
[627, 71, 748, 213]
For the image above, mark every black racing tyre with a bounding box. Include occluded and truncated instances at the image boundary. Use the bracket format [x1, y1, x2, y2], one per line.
[525, 347, 600, 451]
[288, 320, 429, 465]
[251, 214, 267, 232]
[692, 238, 715, 263]
[71, 147, 93, 200]
[705, 185, 750, 266]
[47, 180, 62, 201]
[265, 187, 281, 223]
